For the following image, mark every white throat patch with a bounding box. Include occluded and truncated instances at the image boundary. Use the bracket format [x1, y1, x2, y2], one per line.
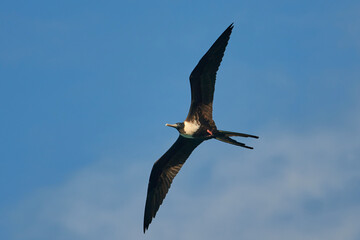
[183, 121, 200, 135]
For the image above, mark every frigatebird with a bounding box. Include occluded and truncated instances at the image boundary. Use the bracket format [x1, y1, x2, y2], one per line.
[143, 23, 258, 232]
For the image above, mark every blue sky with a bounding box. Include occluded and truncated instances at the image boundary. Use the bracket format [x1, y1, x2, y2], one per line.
[1, 0, 360, 239]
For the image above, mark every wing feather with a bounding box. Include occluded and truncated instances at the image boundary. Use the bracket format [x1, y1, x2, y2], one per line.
[186, 23, 234, 122]
[143, 136, 203, 232]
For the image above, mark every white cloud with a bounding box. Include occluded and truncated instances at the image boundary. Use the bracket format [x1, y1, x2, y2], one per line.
[4, 115, 360, 240]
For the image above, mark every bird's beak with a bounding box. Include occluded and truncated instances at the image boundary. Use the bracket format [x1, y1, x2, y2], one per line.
[165, 123, 177, 128]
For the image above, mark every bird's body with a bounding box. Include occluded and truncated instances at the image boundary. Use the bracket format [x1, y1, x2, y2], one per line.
[183, 121, 201, 136]
[143, 23, 259, 232]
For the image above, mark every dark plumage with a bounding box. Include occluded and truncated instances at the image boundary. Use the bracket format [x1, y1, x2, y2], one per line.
[143, 23, 259, 232]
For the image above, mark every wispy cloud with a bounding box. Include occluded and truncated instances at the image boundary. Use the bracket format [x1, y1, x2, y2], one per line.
[4, 113, 360, 240]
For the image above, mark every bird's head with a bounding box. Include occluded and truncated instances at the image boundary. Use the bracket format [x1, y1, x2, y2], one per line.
[165, 122, 184, 132]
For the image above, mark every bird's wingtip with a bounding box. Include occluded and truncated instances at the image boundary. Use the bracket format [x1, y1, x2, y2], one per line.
[143, 221, 149, 233]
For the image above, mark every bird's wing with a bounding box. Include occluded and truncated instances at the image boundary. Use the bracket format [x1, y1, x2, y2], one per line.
[186, 23, 234, 122]
[143, 135, 203, 232]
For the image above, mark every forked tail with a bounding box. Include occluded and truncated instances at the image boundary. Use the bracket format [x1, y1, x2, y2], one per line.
[215, 130, 259, 149]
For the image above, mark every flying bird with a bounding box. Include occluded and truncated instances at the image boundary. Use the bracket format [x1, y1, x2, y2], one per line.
[143, 23, 258, 232]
